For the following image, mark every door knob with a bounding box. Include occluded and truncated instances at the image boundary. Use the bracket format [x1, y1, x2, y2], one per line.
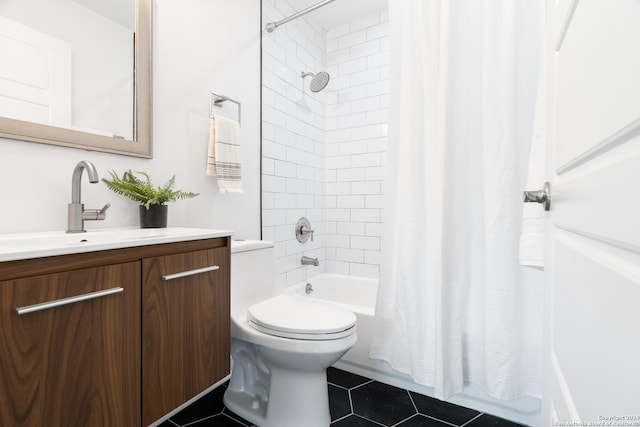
[523, 181, 551, 211]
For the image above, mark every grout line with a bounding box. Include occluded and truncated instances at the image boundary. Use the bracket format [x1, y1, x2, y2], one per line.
[327, 381, 350, 391]
[182, 413, 221, 427]
[407, 390, 419, 414]
[221, 412, 253, 427]
[349, 378, 375, 391]
[347, 386, 355, 414]
[221, 409, 254, 427]
[352, 414, 388, 427]
[422, 414, 459, 427]
[391, 413, 419, 427]
[461, 413, 484, 426]
[332, 413, 352, 424]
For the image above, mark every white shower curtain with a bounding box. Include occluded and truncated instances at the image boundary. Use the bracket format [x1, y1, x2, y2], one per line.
[370, 0, 544, 400]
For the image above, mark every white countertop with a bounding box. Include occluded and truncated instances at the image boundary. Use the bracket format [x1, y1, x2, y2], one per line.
[0, 227, 233, 262]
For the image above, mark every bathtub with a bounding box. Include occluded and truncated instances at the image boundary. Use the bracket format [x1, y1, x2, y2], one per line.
[288, 273, 541, 426]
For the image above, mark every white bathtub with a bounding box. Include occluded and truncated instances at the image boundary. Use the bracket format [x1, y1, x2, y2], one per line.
[289, 273, 377, 316]
[288, 273, 541, 426]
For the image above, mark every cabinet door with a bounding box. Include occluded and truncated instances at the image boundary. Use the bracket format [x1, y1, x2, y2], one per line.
[142, 246, 230, 425]
[0, 262, 141, 427]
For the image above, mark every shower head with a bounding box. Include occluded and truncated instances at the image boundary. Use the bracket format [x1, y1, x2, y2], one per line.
[301, 71, 330, 92]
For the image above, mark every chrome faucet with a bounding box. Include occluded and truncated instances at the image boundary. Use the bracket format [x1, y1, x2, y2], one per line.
[67, 160, 110, 233]
[301, 255, 319, 266]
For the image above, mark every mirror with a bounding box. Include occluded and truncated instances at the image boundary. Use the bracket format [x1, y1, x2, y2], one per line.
[0, 0, 152, 158]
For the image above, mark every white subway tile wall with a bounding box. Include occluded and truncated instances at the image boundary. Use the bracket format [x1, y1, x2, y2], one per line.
[324, 8, 388, 280]
[262, 0, 389, 286]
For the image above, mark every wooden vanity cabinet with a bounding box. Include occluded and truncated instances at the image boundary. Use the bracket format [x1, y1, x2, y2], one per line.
[0, 262, 141, 426]
[142, 244, 230, 425]
[0, 237, 231, 427]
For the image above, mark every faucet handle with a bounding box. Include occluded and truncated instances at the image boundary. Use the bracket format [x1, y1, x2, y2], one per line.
[295, 217, 315, 243]
[300, 225, 314, 242]
[82, 203, 111, 221]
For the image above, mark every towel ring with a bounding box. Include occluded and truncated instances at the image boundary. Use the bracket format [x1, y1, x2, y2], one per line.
[210, 91, 241, 126]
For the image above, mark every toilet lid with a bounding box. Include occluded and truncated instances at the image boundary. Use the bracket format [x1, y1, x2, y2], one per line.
[247, 295, 356, 340]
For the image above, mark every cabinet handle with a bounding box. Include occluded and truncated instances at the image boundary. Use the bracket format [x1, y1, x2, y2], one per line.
[16, 287, 124, 315]
[161, 265, 220, 281]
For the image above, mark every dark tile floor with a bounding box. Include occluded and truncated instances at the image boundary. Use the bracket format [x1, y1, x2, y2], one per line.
[158, 368, 526, 427]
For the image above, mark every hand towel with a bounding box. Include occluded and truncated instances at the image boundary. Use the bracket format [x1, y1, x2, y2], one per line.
[206, 115, 244, 193]
[519, 58, 546, 268]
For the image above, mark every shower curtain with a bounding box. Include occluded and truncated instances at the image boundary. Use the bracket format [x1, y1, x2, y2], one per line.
[370, 0, 544, 400]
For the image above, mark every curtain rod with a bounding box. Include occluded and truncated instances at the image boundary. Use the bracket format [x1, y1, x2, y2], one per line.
[265, 0, 337, 33]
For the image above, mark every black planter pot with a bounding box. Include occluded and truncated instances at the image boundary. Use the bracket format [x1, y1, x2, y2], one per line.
[139, 204, 168, 228]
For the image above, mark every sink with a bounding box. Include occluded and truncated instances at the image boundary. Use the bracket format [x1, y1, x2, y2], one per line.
[0, 227, 233, 262]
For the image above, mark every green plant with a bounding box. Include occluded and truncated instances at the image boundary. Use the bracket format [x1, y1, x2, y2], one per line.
[102, 170, 199, 209]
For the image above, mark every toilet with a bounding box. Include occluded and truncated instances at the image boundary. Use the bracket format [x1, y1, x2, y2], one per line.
[224, 240, 357, 427]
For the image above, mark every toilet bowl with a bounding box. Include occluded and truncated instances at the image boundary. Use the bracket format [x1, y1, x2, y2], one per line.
[223, 240, 357, 427]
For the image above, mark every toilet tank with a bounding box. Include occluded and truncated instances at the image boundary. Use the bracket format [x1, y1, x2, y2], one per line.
[230, 240, 278, 315]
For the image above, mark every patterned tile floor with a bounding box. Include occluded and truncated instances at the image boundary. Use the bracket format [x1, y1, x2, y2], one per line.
[158, 368, 526, 427]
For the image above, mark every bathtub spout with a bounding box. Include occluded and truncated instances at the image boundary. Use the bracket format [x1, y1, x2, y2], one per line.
[301, 256, 319, 266]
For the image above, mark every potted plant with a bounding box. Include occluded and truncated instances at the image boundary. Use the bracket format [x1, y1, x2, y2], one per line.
[102, 170, 199, 228]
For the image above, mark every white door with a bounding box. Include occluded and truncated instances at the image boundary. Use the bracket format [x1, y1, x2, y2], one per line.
[544, 0, 640, 424]
[0, 16, 71, 127]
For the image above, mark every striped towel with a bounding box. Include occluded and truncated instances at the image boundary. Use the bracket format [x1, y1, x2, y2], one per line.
[206, 115, 243, 193]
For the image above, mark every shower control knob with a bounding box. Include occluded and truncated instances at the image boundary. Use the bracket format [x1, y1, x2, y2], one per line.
[300, 225, 314, 242]
[295, 217, 314, 243]
[523, 181, 551, 211]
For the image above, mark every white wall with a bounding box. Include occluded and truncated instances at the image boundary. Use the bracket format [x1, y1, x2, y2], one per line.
[0, 0, 261, 240]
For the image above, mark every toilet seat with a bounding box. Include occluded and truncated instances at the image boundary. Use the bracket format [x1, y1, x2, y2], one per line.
[247, 295, 356, 341]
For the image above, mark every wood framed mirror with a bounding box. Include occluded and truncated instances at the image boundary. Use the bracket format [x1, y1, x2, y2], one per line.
[0, 0, 152, 158]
